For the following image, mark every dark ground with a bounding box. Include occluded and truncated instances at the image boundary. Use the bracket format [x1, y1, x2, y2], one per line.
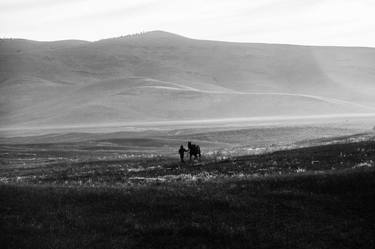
[1, 140, 375, 249]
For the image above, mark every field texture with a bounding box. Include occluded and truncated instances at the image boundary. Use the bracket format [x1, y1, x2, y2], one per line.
[1, 131, 375, 248]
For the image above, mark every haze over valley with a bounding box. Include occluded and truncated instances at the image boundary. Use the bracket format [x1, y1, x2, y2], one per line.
[1, 31, 375, 133]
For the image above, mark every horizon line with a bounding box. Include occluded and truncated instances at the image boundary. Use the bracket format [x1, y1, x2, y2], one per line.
[2, 30, 375, 49]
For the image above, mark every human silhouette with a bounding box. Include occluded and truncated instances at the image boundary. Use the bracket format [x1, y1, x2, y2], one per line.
[178, 145, 187, 163]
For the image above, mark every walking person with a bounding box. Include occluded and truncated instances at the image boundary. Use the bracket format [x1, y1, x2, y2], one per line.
[178, 145, 187, 163]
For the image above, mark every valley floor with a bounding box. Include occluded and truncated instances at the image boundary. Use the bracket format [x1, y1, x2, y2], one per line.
[1, 139, 375, 248]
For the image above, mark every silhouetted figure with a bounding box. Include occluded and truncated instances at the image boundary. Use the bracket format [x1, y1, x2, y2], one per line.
[188, 141, 201, 161]
[178, 145, 187, 163]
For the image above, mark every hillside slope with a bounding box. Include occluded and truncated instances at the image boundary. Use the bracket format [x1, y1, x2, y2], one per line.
[1, 31, 375, 129]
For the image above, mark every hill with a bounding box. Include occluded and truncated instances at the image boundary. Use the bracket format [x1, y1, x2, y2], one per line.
[1, 31, 375, 129]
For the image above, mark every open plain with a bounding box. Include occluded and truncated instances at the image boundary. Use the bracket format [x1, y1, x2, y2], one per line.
[1, 120, 375, 249]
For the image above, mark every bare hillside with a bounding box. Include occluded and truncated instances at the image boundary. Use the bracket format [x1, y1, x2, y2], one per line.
[1, 31, 375, 129]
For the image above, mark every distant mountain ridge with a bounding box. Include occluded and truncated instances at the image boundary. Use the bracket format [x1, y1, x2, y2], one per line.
[1, 31, 375, 129]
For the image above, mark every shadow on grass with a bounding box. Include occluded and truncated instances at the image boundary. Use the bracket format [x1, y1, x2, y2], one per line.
[1, 168, 375, 249]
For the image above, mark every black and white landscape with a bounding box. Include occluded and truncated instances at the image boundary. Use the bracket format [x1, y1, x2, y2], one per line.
[1, 5, 375, 249]
[1, 31, 375, 131]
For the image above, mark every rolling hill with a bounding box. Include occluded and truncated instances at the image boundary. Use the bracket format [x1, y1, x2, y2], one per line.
[1, 31, 375, 130]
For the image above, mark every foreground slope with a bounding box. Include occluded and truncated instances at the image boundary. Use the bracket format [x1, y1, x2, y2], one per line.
[1, 31, 375, 128]
[1, 140, 374, 249]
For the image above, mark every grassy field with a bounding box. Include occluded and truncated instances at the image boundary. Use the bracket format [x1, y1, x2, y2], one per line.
[1, 168, 375, 249]
[1, 130, 375, 248]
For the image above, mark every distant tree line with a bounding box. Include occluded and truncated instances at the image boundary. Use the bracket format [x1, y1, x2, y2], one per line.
[117, 32, 146, 39]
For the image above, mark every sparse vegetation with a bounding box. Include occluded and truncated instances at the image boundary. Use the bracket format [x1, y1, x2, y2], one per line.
[1, 133, 375, 248]
[2, 32, 375, 129]
[2, 27, 375, 249]
[1, 167, 374, 249]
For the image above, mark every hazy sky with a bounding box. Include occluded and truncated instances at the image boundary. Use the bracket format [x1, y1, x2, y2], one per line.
[1, 0, 374, 47]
